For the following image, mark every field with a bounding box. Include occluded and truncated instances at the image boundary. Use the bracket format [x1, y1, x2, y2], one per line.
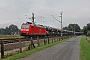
[0, 35, 22, 38]
[80, 36, 90, 60]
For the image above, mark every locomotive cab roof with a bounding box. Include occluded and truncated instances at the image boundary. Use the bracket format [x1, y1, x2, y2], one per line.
[26, 22, 32, 24]
[22, 22, 32, 24]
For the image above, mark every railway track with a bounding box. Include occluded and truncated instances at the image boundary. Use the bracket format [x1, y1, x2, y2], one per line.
[0, 36, 62, 44]
[0, 38, 26, 44]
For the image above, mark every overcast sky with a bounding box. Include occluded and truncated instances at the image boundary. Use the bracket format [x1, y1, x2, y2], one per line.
[0, 0, 90, 29]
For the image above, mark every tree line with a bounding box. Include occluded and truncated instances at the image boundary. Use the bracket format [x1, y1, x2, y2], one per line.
[63, 24, 81, 32]
[0, 24, 19, 35]
[63, 23, 90, 36]
[0, 23, 82, 35]
[83, 23, 90, 36]
[0, 23, 90, 36]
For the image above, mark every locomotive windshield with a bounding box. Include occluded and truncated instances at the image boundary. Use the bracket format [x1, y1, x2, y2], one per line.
[21, 25, 30, 28]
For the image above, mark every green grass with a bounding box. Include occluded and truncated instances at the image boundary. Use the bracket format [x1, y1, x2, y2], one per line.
[2, 38, 70, 60]
[80, 36, 90, 60]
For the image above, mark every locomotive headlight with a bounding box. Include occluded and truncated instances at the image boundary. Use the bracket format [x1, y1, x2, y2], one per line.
[26, 29, 29, 31]
[21, 29, 23, 31]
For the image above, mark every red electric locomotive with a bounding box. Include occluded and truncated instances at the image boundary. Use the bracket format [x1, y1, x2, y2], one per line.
[20, 22, 46, 37]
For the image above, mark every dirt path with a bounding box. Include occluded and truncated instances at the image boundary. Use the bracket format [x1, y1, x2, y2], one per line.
[18, 36, 81, 60]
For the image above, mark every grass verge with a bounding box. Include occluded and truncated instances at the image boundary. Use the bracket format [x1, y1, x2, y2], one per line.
[80, 36, 90, 60]
[0, 35, 22, 38]
[2, 38, 70, 60]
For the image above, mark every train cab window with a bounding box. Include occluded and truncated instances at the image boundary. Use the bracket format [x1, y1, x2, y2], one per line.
[21, 25, 30, 28]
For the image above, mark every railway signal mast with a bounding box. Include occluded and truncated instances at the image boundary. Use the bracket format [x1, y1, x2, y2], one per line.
[32, 13, 35, 24]
[51, 11, 63, 37]
[25, 13, 35, 24]
[60, 11, 63, 37]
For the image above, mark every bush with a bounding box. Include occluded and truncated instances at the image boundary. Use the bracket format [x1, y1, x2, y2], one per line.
[87, 31, 90, 36]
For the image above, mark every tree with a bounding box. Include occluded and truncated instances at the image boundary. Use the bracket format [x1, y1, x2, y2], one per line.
[82, 23, 90, 35]
[0, 24, 19, 35]
[87, 23, 90, 31]
[68, 24, 81, 32]
[63, 24, 81, 32]
[0, 28, 5, 35]
[87, 31, 90, 36]
[8, 24, 19, 35]
[82, 26, 87, 35]
[63, 26, 68, 30]
[5, 27, 10, 35]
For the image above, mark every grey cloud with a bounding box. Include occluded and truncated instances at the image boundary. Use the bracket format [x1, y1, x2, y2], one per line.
[0, 0, 90, 29]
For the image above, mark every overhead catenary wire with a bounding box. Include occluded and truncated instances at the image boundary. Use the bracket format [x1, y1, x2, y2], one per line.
[0, 5, 24, 15]
[1, 0, 59, 21]
[32, 4, 61, 23]
[0, 0, 61, 24]
[0, 0, 36, 15]
[5, 0, 28, 11]
[0, 0, 27, 15]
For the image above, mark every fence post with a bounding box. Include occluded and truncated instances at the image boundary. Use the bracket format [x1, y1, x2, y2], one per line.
[31, 37, 35, 49]
[52, 39, 53, 43]
[37, 36, 40, 47]
[44, 38, 46, 45]
[54, 36, 55, 42]
[47, 36, 50, 44]
[19, 39, 22, 53]
[1, 40, 4, 59]
[31, 37, 33, 49]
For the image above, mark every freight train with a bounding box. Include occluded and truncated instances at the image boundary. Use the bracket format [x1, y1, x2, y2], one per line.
[20, 22, 83, 37]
